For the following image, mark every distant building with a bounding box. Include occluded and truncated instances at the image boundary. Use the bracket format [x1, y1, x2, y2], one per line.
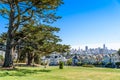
[0, 43, 6, 51]
[102, 54, 110, 64]
[85, 46, 88, 52]
[111, 53, 120, 65]
[72, 55, 79, 65]
[41, 53, 67, 66]
[103, 44, 106, 50]
[0, 43, 6, 57]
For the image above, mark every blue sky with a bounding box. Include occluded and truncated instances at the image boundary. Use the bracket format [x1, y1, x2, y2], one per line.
[1, 0, 120, 50]
[53, 0, 120, 50]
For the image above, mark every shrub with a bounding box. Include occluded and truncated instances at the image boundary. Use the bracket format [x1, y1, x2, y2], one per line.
[105, 63, 112, 68]
[93, 62, 102, 67]
[77, 62, 82, 66]
[107, 63, 112, 65]
[41, 62, 44, 65]
[59, 61, 64, 69]
[67, 59, 72, 66]
[116, 62, 120, 65]
[115, 62, 120, 68]
[82, 64, 94, 68]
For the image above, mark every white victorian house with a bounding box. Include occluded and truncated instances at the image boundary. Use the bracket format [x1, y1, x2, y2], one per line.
[102, 54, 111, 64]
[111, 53, 120, 65]
[41, 53, 67, 66]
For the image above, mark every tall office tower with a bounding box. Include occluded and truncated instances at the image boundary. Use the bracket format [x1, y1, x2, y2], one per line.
[103, 44, 106, 49]
[85, 46, 88, 52]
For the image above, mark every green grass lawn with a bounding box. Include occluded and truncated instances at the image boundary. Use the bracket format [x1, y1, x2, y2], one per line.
[0, 66, 120, 80]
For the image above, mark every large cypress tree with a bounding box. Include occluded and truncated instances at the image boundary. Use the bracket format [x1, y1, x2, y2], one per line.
[0, 0, 63, 67]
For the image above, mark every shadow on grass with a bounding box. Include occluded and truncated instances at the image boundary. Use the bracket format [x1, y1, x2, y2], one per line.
[0, 68, 51, 77]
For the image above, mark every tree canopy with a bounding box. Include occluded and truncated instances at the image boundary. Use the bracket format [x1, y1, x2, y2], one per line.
[17, 24, 70, 65]
[0, 0, 64, 67]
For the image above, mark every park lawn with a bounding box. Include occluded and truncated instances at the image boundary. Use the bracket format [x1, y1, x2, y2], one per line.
[0, 66, 120, 80]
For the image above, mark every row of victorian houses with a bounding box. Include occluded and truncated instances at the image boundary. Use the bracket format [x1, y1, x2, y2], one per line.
[72, 53, 120, 66]
[41, 52, 120, 67]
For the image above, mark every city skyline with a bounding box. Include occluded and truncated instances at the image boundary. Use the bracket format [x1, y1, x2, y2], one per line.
[72, 43, 120, 50]
[70, 44, 117, 55]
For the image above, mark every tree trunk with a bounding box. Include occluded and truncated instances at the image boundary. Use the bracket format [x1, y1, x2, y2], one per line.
[3, 44, 13, 67]
[27, 53, 33, 66]
[16, 45, 20, 63]
[3, 1, 15, 67]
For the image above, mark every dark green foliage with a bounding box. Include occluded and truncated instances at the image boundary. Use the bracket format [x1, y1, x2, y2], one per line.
[77, 62, 82, 66]
[93, 62, 102, 67]
[40, 62, 44, 65]
[34, 54, 41, 64]
[105, 63, 112, 68]
[17, 24, 70, 65]
[116, 62, 120, 65]
[116, 62, 120, 68]
[67, 59, 72, 66]
[82, 64, 94, 68]
[59, 61, 64, 69]
[106, 63, 112, 65]
[17, 48, 28, 63]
